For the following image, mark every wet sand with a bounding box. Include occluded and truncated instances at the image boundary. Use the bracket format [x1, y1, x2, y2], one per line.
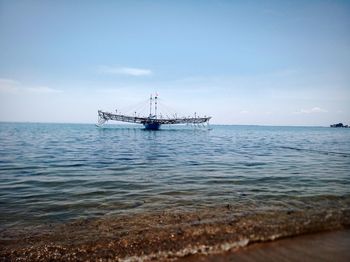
[182, 229, 350, 262]
[1, 203, 350, 261]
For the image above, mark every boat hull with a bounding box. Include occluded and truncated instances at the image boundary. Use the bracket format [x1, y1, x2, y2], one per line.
[144, 122, 161, 130]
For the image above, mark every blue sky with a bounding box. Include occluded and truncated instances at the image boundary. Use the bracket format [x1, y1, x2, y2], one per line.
[0, 0, 349, 125]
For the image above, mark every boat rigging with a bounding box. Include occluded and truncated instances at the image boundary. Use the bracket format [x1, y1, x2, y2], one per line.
[97, 94, 211, 130]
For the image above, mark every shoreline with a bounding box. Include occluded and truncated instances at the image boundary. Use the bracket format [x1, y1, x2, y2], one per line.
[1, 204, 349, 261]
[181, 229, 350, 262]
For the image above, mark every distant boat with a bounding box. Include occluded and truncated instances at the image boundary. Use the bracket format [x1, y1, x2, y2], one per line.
[330, 123, 349, 128]
[97, 94, 211, 130]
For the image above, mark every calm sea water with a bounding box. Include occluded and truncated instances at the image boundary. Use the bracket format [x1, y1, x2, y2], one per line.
[0, 122, 349, 229]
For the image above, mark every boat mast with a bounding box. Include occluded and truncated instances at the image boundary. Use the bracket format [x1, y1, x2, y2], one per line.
[149, 94, 152, 117]
[155, 94, 158, 119]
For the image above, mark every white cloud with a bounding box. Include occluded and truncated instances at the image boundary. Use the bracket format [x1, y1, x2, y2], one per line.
[98, 66, 153, 76]
[294, 107, 328, 114]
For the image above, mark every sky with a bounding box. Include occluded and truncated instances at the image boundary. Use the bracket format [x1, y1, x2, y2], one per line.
[0, 0, 349, 126]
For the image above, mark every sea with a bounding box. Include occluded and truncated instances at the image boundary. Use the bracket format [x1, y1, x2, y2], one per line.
[1, 122, 349, 260]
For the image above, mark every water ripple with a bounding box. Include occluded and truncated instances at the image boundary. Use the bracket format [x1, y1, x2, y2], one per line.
[0, 123, 349, 228]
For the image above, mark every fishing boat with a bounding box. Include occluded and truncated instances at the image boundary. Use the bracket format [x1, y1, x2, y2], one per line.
[97, 94, 211, 130]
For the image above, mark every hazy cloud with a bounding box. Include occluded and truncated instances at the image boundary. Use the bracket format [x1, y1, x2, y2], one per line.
[0, 78, 20, 85]
[0, 78, 20, 93]
[294, 107, 328, 114]
[26, 87, 63, 94]
[98, 66, 153, 76]
[0, 78, 62, 94]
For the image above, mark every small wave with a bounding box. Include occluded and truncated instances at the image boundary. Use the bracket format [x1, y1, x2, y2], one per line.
[280, 146, 350, 157]
[2, 198, 349, 260]
[122, 238, 250, 262]
[50, 163, 87, 168]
